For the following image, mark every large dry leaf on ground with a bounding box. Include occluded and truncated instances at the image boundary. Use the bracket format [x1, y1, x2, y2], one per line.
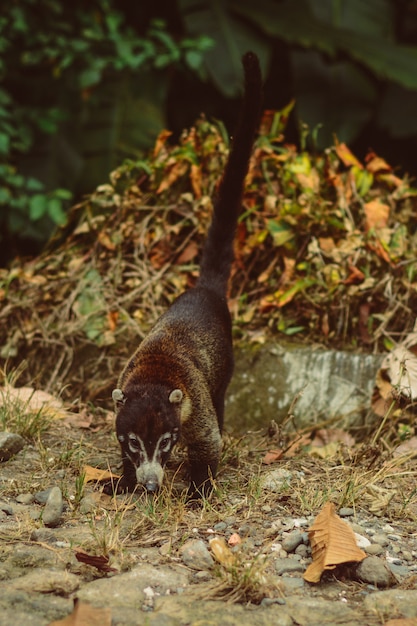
[82, 465, 120, 485]
[48, 599, 111, 626]
[0, 385, 67, 418]
[304, 502, 366, 583]
[373, 325, 417, 414]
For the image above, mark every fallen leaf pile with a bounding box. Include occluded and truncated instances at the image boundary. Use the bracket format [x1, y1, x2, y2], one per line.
[0, 109, 416, 400]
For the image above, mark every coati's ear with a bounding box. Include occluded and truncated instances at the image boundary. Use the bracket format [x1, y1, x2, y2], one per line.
[169, 389, 183, 404]
[112, 388, 126, 404]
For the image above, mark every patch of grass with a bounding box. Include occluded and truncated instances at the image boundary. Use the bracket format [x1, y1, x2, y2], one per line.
[0, 364, 55, 440]
[205, 540, 281, 604]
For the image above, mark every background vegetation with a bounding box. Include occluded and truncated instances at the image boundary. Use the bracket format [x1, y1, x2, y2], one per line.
[1, 0, 417, 264]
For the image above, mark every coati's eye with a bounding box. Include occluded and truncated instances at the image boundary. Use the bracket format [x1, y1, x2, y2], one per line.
[159, 436, 171, 453]
[128, 436, 140, 452]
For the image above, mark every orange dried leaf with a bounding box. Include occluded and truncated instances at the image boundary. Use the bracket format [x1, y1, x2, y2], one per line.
[153, 129, 172, 157]
[48, 599, 111, 626]
[190, 163, 202, 198]
[175, 241, 199, 265]
[364, 200, 390, 231]
[303, 502, 366, 583]
[335, 143, 363, 169]
[82, 465, 120, 485]
[262, 449, 283, 464]
[366, 155, 391, 174]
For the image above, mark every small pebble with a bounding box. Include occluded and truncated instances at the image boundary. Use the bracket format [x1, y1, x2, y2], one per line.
[372, 533, 390, 547]
[339, 507, 354, 517]
[356, 556, 397, 588]
[16, 493, 35, 505]
[42, 486, 63, 527]
[275, 558, 305, 575]
[282, 531, 304, 553]
[34, 489, 52, 505]
[0, 432, 25, 461]
[364, 544, 385, 556]
[0, 503, 13, 515]
[180, 539, 214, 571]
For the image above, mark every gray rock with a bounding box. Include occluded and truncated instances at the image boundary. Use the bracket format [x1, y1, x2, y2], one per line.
[30, 528, 59, 544]
[282, 531, 304, 553]
[364, 589, 417, 618]
[0, 502, 13, 514]
[42, 486, 63, 527]
[77, 562, 189, 607]
[16, 493, 35, 505]
[180, 539, 214, 570]
[355, 556, 397, 588]
[338, 507, 355, 517]
[260, 468, 293, 492]
[274, 558, 305, 575]
[0, 431, 25, 461]
[364, 543, 385, 556]
[5, 568, 79, 594]
[34, 488, 52, 504]
[226, 344, 383, 432]
[372, 532, 390, 547]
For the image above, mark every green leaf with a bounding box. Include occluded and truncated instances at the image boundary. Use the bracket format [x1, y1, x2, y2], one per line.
[47, 197, 67, 225]
[0, 132, 9, 155]
[29, 194, 48, 220]
[25, 177, 44, 192]
[235, 0, 417, 90]
[179, 0, 271, 96]
[267, 219, 295, 247]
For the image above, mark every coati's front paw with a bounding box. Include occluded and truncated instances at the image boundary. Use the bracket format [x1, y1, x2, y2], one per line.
[187, 478, 215, 503]
[102, 476, 136, 496]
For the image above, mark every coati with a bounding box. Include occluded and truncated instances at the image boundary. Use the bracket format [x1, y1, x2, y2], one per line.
[108, 52, 263, 498]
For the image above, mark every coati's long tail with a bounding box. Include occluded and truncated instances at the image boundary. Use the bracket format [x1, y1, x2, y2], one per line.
[197, 52, 263, 297]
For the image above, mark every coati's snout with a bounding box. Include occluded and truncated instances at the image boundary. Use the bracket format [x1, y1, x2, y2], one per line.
[113, 386, 182, 493]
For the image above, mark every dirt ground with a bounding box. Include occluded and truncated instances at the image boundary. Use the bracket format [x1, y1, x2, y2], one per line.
[1, 405, 417, 626]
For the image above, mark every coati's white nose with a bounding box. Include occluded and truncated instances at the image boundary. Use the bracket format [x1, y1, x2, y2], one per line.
[136, 462, 164, 492]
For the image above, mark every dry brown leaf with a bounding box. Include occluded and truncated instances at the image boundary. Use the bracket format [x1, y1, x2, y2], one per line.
[393, 436, 417, 458]
[283, 433, 312, 458]
[310, 428, 355, 448]
[82, 465, 120, 485]
[364, 200, 390, 231]
[262, 449, 283, 464]
[304, 502, 366, 583]
[210, 536, 236, 567]
[48, 599, 111, 626]
[363, 484, 395, 516]
[175, 241, 199, 265]
[74, 549, 118, 573]
[0, 385, 66, 419]
[153, 129, 172, 157]
[373, 325, 417, 411]
[334, 143, 363, 169]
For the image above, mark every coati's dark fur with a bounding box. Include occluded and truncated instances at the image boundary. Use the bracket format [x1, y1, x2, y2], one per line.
[109, 52, 263, 498]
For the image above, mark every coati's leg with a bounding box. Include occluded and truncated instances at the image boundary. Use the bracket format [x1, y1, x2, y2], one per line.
[103, 453, 137, 495]
[186, 424, 222, 498]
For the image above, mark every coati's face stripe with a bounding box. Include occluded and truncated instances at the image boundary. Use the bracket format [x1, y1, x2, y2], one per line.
[124, 430, 177, 491]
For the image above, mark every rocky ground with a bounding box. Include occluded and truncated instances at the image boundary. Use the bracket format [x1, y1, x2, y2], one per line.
[1, 411, 417, 626]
